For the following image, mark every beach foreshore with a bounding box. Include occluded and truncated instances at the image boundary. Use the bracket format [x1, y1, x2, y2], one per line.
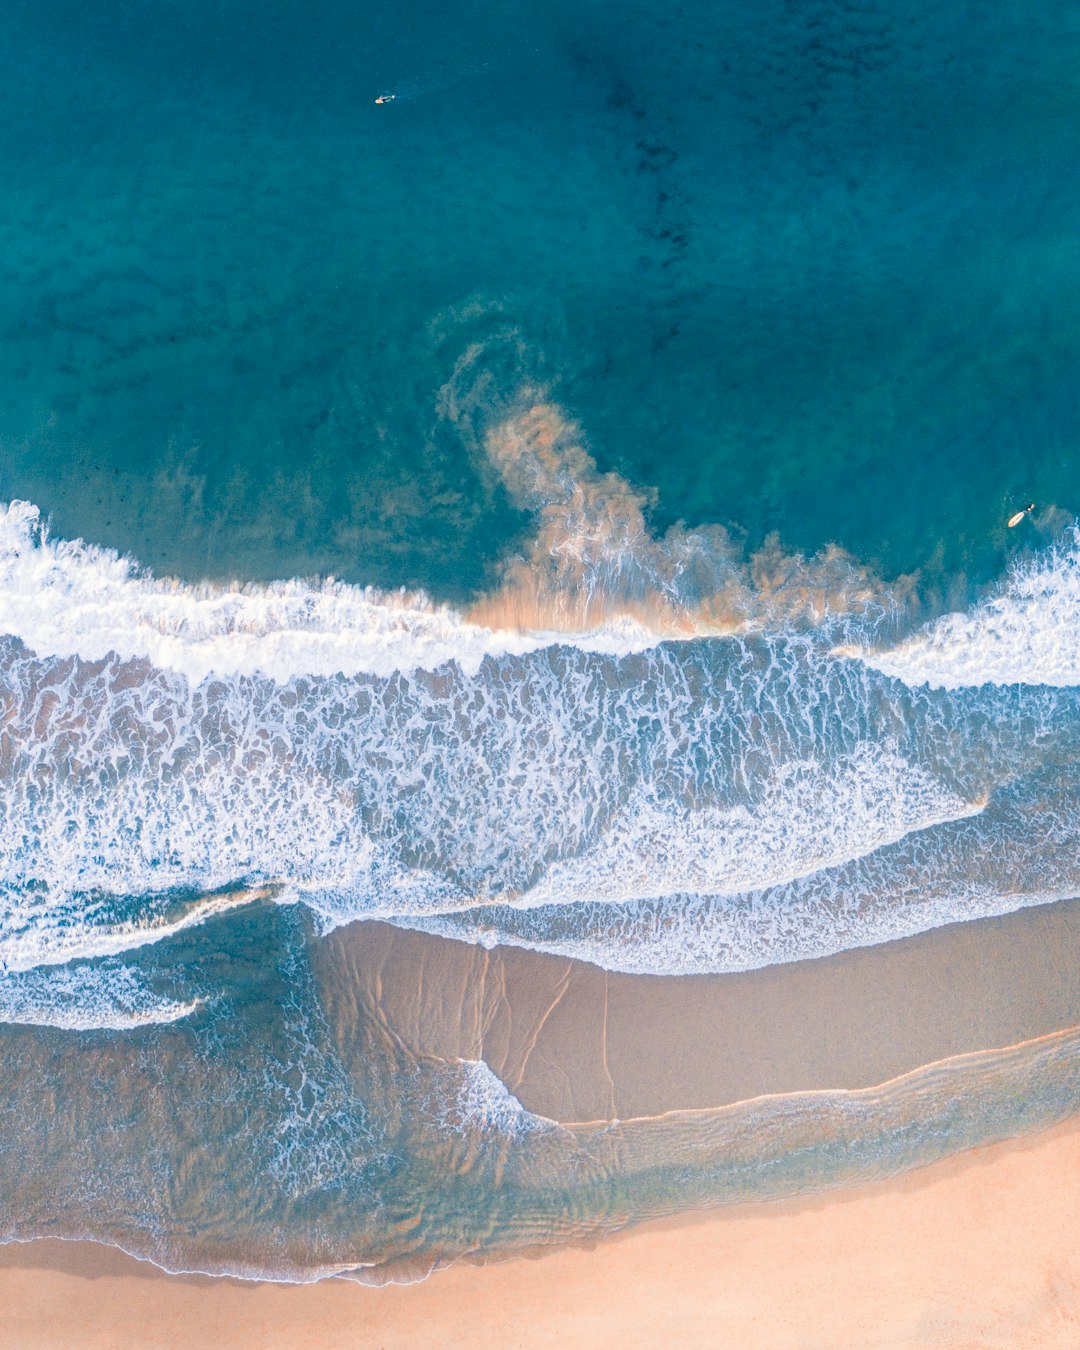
[5, 898, 1080, 1346]
[2, 1114, 1079, 1349]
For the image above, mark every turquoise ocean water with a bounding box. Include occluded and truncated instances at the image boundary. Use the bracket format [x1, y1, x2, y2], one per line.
[2, 0, 1080, 1279]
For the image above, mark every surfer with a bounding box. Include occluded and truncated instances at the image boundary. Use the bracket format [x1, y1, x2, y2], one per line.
[1007, 502, 1036, 528]
[375, 93, 396, 105]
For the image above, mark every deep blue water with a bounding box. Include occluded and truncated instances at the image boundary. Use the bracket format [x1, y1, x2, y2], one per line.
[2, 0, 1080, 593]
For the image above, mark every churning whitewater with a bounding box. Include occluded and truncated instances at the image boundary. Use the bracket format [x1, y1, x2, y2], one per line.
[3, 476, 1080, 1016]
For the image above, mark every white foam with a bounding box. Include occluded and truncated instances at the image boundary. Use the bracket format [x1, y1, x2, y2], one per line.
[0, 610, 1037, 985]
[0, 963, 201, 1030]
[0, 500, 661, 683]
[409, 775, 1080, 975]
[2, 493, 1074, 995]
[0, 887, 266, 975]
[856, 529, 1080, 689]
[516, 746, 981, 907]
[437, 1059, 559, 1138]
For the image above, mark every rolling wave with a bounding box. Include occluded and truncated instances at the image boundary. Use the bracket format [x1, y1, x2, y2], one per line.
[409, 773, 1080, 973]
[0, 499, 555, 683]
[514, 746, 981, 908]
[2, 622, 1075, 989]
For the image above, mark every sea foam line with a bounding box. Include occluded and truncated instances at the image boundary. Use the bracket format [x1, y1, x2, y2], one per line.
[0, 995, 202, 1031]
[0, 499, 663, 683]
[0, 886, 276, 975]
[6, 480, 1060, 694]
[0, 960, 204, 1031]
[512, 747, 983, 908]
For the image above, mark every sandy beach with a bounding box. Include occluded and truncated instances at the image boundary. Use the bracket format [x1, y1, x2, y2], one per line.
[2, 1112, 1078, 1349]
[5, 0, 1080, 1334]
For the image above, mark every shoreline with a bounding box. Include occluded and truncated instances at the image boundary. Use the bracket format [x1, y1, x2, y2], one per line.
[3, 1114, 1079, 1347]
[4, 1019, 1077, 1292]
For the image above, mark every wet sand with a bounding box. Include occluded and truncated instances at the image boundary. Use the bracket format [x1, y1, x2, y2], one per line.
[5, 898, 1080, 1345]
[2, 1114, 1079, 1349]
[312, 897, 1080, 1123]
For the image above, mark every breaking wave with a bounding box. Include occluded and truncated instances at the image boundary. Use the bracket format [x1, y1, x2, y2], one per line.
[855, 528, 1080, 689]
[515, 745, 982, 909]
[408, 774, 1080, 974]
[1, 387, 1079, 1018]
[2, 606, 1077, 993]
[0, 499, 552, 684]
[0, 376, 915, 689]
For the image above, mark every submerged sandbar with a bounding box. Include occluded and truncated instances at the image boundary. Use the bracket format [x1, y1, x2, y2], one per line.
[311, 895, 1080, 1123]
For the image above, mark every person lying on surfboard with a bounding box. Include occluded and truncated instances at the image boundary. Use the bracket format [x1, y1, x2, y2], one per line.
[1007, 502, 1036, 528]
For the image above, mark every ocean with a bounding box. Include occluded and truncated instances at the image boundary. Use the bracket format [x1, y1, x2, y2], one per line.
[2, 0, 1080, 1282]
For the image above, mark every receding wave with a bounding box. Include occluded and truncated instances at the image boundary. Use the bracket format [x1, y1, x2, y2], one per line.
[7, 1017, 1079, 1281]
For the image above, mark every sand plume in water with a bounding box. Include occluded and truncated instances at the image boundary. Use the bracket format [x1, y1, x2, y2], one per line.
[433, 331, 916, 637]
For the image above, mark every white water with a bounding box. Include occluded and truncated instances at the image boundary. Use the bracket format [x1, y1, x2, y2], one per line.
[856, 529, 1080, 690]
[1, 498, 1079, 1021]
[435, 1059, 560, 1139]
[0, 962, 201, 1030]
[7, 496, 1080, 695]
[0, 886, 269, 975]
[515, 746, 982, 909]
[4, 616, 1011, 984]
[0, 500, 661, 684]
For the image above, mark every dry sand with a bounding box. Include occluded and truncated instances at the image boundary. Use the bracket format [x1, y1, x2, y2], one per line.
[2, 1114, 1079, 1349]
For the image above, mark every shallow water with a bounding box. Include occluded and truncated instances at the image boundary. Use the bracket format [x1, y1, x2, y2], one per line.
[2, 0, 1080, 1282]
